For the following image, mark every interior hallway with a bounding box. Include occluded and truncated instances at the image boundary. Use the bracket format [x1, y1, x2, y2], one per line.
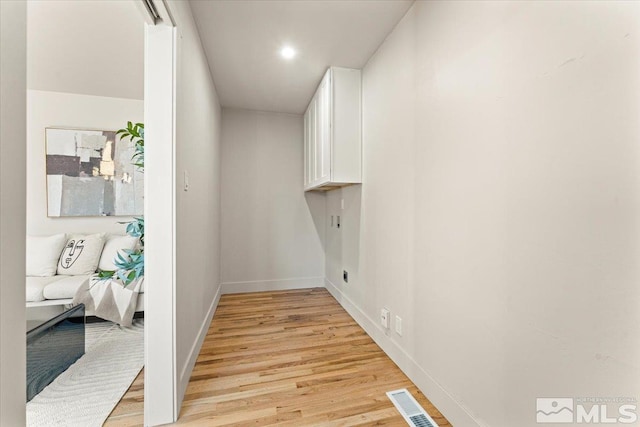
[106, 288, 450, 426]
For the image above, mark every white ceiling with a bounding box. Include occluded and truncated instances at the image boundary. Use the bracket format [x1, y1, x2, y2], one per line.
[26, 0, 411, 111]
[27, 0, 144, 100]
[190, 0, 413, 114]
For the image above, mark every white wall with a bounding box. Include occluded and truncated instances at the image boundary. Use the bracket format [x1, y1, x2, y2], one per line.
[170, 0, 223, 411]
[0, 0, 26, 424]
[325, 2, 640, 426]
[26, 90, 143, 236]
[221, 108, 325, 292]
[27, 0, 143, 100]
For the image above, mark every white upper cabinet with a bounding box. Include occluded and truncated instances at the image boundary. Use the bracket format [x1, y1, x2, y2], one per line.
[304, 67, 361, 191]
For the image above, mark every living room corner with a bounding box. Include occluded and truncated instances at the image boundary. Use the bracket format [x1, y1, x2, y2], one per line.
[4, 0, 224, 425]
[21, 1, 149, 424]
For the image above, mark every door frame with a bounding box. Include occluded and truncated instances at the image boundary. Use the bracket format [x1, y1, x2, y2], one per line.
[142, 1, 179, 425]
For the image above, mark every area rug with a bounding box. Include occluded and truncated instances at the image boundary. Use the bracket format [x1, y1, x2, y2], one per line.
[27, 319, 144, 427]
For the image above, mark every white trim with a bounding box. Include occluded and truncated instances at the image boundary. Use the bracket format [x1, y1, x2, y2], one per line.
[177, 285, 221, 405]
[324, 278, 484, 427]
[144, 21, 177, 426]
[133, 0, 156, 25]
[221, 276, 325, 294]
[155, 0, 175, 26]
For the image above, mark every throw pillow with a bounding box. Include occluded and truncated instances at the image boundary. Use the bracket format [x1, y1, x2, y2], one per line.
[26, 234, 67, 277]
[98, 235, 139, 272]
[57, 233, 106, 276]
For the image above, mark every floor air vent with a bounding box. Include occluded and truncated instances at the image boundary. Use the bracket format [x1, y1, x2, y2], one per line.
[387, 388, 439, 427]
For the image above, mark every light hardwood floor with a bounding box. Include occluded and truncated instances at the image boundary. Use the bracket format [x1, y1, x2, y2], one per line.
[105, 288, 451, 426]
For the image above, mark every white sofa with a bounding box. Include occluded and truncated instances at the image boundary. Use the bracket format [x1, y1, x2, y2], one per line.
[26, 233, 144, 312]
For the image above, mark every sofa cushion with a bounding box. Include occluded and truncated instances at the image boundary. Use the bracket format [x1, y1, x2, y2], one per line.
[42, 275, 92, 300]
[98, 235, 139, 272]
[26, 276, 65, 302]
[26, 234, 67, 277]
[57, 233, 106, 276]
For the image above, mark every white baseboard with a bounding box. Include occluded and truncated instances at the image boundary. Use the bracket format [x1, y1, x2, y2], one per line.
[177, 284, 222, 407]
[221, 276, 324, 294]
[324, 278, 484, 427]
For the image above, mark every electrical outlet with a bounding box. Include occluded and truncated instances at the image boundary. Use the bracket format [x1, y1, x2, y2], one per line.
[337, 215, 341, 229]
[381, 308, 390, 329]
[395, 315, 402, 336]
[343, 270, 348, 283]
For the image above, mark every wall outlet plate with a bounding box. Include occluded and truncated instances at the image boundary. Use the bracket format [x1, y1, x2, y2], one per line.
[395, 315, 402, 336]
[343, 270, 348, 283]
[381, 308, 390, 329]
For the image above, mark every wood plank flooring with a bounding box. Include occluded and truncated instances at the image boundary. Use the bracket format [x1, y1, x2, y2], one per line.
[104, 369, 144, 427]
[105, 288, 451, 426]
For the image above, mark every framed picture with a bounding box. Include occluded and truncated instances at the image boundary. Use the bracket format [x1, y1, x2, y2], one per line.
[45, 127, 143, 217]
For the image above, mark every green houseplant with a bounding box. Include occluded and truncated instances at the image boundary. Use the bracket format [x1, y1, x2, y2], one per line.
[98, 122, 145, 286]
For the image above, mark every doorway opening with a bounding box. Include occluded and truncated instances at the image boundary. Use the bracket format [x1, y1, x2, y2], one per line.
[24, 1, 146, 425]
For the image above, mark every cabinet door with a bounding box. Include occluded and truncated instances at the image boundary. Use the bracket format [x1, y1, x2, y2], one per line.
[308, 97, 317, 187]
[315, 72, 331, 185]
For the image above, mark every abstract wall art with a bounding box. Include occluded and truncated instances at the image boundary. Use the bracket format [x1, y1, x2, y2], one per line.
[45, 128, 143, 217]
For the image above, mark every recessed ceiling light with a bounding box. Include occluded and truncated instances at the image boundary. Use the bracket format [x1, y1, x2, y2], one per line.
[280, 46, 296, 60]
